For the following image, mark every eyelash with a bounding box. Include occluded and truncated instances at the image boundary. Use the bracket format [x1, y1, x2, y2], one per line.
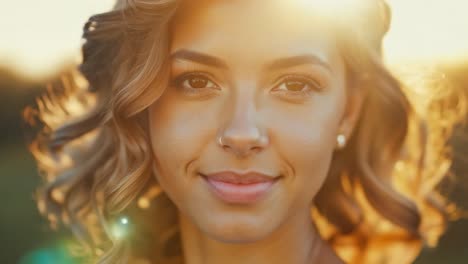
[271, 74, 323, 99]
[171, 72, 323, 99]
[171, 71, 221, 96]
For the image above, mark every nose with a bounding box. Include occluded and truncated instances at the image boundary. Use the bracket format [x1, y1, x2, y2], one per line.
[217, 96, 269, 158]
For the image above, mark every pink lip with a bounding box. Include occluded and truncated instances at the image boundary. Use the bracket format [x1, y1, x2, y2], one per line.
[201, 171, 280, 204]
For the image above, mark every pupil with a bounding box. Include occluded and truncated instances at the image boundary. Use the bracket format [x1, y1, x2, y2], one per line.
[286, 81, 305, 91]
[189, 77, 208, 88]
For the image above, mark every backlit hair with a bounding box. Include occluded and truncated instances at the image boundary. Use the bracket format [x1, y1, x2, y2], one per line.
[24, 0, 466, 263]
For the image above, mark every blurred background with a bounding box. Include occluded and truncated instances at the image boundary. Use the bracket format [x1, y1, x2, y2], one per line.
[1, 0, 468, 263]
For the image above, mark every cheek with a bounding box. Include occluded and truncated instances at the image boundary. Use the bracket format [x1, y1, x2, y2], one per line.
[147, 92, 215, 190]
[268, 97, 343, 200]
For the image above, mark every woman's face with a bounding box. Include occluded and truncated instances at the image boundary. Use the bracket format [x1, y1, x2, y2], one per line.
[148, 0, 357, 242]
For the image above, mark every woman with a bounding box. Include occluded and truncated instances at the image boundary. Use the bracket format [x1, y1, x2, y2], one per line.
[25, 0, 466, 263]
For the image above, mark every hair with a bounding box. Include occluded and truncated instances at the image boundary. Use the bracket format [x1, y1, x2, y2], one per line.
[24, 0, 467, 263]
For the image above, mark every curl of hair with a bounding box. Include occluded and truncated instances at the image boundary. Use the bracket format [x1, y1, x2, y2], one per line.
[24, 0, 466, 263]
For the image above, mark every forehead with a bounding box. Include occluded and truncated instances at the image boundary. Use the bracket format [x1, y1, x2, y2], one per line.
[170, 0, 341, 66]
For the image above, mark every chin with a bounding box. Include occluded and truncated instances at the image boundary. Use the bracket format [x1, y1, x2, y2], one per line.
[200, 216, 277, 243]
[208, 229, 270, 244]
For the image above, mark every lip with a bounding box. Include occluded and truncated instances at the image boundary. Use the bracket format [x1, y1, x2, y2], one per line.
[200, 171, 280, 204]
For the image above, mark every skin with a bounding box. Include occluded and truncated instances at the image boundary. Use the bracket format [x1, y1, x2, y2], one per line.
[148, 0, 363, 263]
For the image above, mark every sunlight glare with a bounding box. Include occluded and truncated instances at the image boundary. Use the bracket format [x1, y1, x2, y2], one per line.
[384, 0, 468, 64]
[298, 0, 362, 11]
[294, 0, 366, 17]
[0, 0, 115, 79]
[0, 0, 467, 79]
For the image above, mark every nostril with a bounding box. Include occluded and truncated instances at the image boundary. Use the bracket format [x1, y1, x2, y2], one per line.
[249, 146, 260, 153]
[217, 129, 269, 157]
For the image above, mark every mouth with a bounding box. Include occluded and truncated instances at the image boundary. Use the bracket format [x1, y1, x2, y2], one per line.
[199, 171, 281, 204]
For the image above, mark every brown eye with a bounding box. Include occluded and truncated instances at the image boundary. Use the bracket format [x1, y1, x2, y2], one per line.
[176, 74, 218, 90]
[275, 75, 321, 93]
[188, 76, 209, 89]
[284, 80, 307, 91]
[172, 72, 220, 97]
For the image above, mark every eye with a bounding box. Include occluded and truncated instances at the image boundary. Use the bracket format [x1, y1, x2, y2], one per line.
[272, 75, 323, 97]
[173, 72, 219, 91]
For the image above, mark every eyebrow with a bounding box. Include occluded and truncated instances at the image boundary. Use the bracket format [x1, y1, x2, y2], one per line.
[170, 49, 332, 72]
[266, 55, 333, 73]
[171, 49, 229, 69]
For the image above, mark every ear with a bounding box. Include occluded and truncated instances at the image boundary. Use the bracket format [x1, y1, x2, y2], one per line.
[338, 81, 366, 139]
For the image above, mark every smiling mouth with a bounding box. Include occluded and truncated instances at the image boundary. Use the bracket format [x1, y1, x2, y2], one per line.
[199, 173, 281, 204]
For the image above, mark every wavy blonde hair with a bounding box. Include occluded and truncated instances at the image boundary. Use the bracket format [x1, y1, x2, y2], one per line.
[24, 0, 467, 263]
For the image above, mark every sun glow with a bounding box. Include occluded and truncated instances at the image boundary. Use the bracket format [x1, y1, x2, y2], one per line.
[384, 0, 468, 65]
[296, 0, 468, 65]
[0, 0, 467, 79]
[297, 0, 365, 14]
[0, 0, 115, 79]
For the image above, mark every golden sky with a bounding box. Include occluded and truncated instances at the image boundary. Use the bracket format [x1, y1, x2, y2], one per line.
[0, 0, 115, 79]
[0, 0, 467, 79]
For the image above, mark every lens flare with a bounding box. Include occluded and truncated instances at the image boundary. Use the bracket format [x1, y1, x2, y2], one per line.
[111, 216, 131, 240]
[120, 217, 129, 225]
[18, 240, 81, 264]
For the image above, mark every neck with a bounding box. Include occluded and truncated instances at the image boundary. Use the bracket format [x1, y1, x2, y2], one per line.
[177, 209, 340, 264]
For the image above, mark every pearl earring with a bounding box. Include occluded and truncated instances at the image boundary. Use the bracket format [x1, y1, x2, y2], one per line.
[336, 134, 347, 149]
